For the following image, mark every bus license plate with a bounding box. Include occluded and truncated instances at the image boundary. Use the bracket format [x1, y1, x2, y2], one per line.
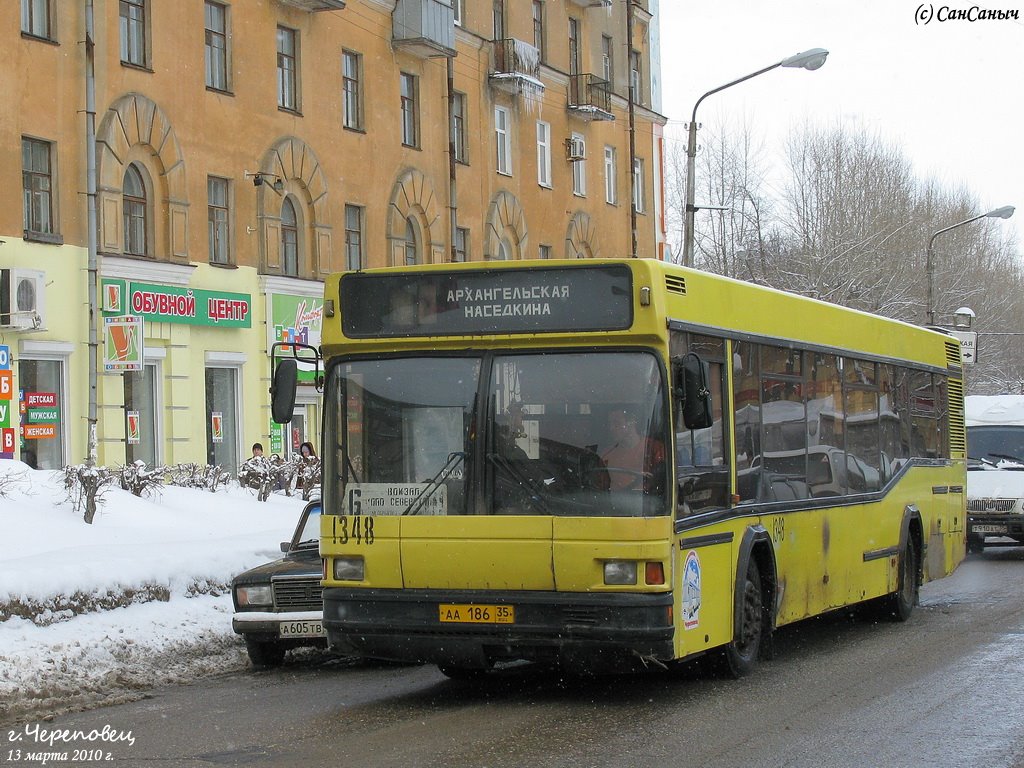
[279, 619, 325, 638]
[975, 525, 1007, 534]
[438, 604, 515, 624]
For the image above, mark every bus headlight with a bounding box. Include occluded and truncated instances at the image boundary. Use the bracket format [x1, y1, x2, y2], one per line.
[333, 556, 365, 581]
[236, 584, 273, 607]
[603, 561, 638, 585]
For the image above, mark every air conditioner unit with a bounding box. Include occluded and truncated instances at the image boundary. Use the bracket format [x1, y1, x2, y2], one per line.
[0, 268, 46, 330]
[566, 136, 586, 162]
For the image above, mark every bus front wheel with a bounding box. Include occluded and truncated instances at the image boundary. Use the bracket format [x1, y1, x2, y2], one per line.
[718, 558, 764, 678]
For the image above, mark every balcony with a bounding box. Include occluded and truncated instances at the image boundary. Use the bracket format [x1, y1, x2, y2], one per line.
[392, 0, 456, 58]
[276, 0, 346, 11]
[489, 39, 545, 98]
[568, 0, 612, 7]
[568, 74, 614, 121]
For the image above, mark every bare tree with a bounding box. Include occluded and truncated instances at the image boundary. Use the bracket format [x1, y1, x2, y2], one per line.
[693, 114, 774, 279]
[773, 122, 925, 318]
[663, 114, 773, 277]
[665, 117, 1024, 393]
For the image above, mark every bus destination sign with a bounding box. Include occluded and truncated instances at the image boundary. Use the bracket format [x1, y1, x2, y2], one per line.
[341, 265, 633, 337]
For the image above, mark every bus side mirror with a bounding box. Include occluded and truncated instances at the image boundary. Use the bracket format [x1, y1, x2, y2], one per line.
[674, 353, 713, 430]
[270, 358, 298, 424]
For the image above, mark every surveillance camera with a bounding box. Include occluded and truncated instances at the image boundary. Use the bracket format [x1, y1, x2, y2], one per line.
[252, 174, 264, 187]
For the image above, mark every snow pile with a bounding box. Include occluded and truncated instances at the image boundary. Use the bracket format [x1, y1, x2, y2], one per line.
[0, 460, 305, 722]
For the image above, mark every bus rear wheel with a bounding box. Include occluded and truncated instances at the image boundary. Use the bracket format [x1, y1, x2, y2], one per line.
[882, 540, 919, 622]
[718, 558, 764, 678]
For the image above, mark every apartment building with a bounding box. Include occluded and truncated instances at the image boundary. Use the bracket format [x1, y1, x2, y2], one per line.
[1, 0, 666, 471]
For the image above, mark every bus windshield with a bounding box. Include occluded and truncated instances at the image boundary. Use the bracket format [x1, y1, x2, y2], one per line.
[325, 351, 669, 517]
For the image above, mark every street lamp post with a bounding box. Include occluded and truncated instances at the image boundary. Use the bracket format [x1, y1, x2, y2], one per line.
[926, 206, 1015, 325]
[682, 48, 828, 268]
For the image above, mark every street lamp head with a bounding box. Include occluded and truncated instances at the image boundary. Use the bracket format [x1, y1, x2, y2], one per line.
[780, 48, 829, 71]
[953, 306, 976, 329]
[985, 205, 1015, 220]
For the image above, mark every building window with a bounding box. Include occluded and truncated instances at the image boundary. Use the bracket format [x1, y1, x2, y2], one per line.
[205, 366, 240, 472]
[490, 238, 512, 261]
[532, 1, 545, 62]
[536, 121, 552, 188]
[404, 217, 419, 266]
[453, 0, 462, 26]
[632, 158, 645, 213]
[119, 0, 147, 67]
[452, 92, 467, 164]
[204, 1, 229, 91]
[124, 363, 159, 467]
[342, 50, 362, 130]
[495, 106, 511, 175]
[568, 17, 580, 77]
[571, 132, 586, 197]
[630, 49, 643, 104]
[493, 0, 505, 40]
[604, 146, 617, 205]
[21, 0, 52, 39]
[277, 26, 299, 111]
[207, 176, 230, 264]
[602, 35, 614, 87]
[123, 163, 148, 256]
[22, 138, 54, 236]
[400, 72, 419, 147]
[345, 204, 363, 271]
[539, 244, 551, 260]
[281, 197, 299, 276]
[18, 357, 66, 470]
[454, 227, 468, 262]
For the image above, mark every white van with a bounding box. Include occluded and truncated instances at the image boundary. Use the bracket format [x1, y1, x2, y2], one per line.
[965, 395, 1024, 553]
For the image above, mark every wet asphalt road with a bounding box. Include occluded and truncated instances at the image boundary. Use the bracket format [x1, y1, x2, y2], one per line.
[6, 547, 1024, 768]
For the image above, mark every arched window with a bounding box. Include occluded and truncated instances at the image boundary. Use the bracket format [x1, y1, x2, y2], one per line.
[488, 237, 513, 261]
[404, 216, 419, 265]
[281, 197, 298, 276]
[123, 164, 148, 256]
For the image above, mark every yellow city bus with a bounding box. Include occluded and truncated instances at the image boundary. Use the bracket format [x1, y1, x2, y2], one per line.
[271, 258, 966, 678]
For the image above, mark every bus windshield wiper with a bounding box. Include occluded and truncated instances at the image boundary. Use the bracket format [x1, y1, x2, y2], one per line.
[403, 451, 466, 516]
[486, 453, 551, 515]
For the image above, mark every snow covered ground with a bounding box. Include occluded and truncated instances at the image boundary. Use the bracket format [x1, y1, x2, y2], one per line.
[0, 459, 309, 723]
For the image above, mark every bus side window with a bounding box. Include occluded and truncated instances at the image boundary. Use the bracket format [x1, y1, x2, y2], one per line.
[671, 332, 730, 517]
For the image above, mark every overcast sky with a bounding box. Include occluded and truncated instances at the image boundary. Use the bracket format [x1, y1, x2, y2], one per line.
[657, 0, 1023, 246]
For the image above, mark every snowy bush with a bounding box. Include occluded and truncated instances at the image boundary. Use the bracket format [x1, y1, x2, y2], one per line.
[238, 454, 320, 502]
[62, 464, 119, 524]
[166, 463, 231, 492]
[118, 460, 169, 498]
[237, 455, 284, 502]
[0, 467, 28, 499]
[294, 455, 321, 501]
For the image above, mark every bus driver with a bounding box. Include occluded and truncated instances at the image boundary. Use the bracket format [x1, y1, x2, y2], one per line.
[601, 408, 666, 493]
